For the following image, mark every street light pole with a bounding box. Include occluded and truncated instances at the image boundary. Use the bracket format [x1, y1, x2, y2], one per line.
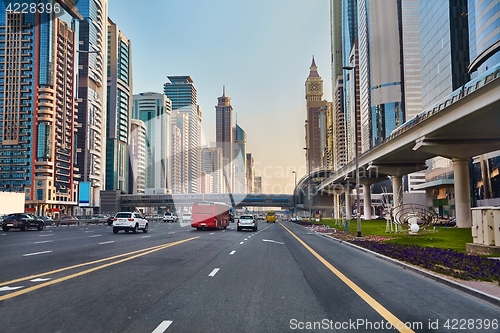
[343, 65, 362, 238]
[303, 147, 312, 223]
[292, 170, 297, 218]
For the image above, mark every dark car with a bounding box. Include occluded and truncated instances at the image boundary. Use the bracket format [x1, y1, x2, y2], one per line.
[2, 213, 45, 232]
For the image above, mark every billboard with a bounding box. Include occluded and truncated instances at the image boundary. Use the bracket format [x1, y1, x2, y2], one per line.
[79, 182, 91, 207]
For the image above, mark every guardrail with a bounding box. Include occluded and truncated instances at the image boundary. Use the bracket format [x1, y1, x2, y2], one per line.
[44, 217, 164, 227]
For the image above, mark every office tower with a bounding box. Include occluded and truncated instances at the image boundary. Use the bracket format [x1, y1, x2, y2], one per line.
[246, 153, 254, 193]
[0, 1, 82, 216]
[170, 118, 182, 194]
[402, 0, 425, 193]
[342, 0, 360, 163]
[201, 147, 223, 194]
[76, 0, 109, 209]
[319, 103, 333, 169]
[358, 0, 405, 149]
[305, 57, 329, 171]
[106, 18, 132, 193]
[418, 0, 470, 217]
[254, 176, 262, 194]
[330, 0, 347, 171]
[469, 0, 500, 205]
[132, 92, 172, 191]
[233, 123, 247, 193]
[129, 119, 146, 194]
[215, 87, 233, 163]
[171, 111, 189, 193]
[164, 76, 201, 194]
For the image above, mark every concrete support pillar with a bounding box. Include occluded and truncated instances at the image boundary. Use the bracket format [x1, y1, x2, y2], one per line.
[363, 184, 371, 219]
[334, 194, 340, 219]
[453, 158, 472, 228]
[392, 176, 403, 222]
[345, 190, 352, 220]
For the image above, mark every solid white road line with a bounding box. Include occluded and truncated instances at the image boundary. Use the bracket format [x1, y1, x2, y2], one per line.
[152, 320, 173, 333]
[208, 268, 220, 277]
[23, 251, 53, 257]
[230, 250, 236, 255]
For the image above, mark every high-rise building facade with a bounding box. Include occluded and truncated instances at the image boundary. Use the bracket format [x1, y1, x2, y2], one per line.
[469, 0, 500, 206]
[76, 0, 109, 209]
[0, 1, 82, 216]
[330, 0, 346, 170]
[402, 0, 425, 193]
[215, 87, 233, 164]
[233, 123, 247, 193]
[305, 57, 329, 171]
[132, 92, 172, 191]
[246, 153, 254, 193]
[201, 147, 223, 194]
[164, 76, 201, 194]
[129, 119, 146, 194]
[171, 111, 189, 194]
[106, 18, 132, 193]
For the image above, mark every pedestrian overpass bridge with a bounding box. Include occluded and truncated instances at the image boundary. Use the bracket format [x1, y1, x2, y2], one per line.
[119, 193, 295, 209]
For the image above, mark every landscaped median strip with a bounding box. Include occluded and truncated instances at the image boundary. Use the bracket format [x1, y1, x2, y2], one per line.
[280, 223, 415, 333]
[0, 237, 199, 301]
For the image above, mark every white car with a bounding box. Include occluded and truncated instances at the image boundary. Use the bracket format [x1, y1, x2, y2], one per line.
[181, 213, 192, 223]
[112, 212, 148, 234]
[163, 212, 178, 223]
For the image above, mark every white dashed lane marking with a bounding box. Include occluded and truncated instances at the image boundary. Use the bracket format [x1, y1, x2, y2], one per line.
[208, 268, 220, 277]
[152, 320, 173, 333]
[23, 251, 52, 257]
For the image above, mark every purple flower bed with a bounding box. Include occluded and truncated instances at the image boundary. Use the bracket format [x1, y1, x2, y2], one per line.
[351, 240, 500, 283]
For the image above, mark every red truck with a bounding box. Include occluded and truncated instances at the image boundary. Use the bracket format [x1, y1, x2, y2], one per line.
[191, 202, 231, 230]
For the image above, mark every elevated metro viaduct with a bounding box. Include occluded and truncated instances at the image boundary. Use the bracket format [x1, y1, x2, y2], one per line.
[317, 67, 500, 228]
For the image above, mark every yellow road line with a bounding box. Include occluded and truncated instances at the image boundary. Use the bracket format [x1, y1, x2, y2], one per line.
[280, 223, 414, 333]
[0, 237, 198, 301]
[0, 240, 194, 287]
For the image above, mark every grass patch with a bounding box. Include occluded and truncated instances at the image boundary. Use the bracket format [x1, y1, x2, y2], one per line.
[315, 218, 473, 253]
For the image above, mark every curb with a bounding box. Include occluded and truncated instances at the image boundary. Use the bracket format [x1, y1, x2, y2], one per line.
[308, 229, 500, 308]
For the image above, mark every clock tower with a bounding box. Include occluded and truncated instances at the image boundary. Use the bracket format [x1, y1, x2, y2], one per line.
[305, 56, 323, 102]
[304, 56, 328, 172]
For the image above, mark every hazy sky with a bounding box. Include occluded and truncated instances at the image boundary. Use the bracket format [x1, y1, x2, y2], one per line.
[108, 0, 332, 194]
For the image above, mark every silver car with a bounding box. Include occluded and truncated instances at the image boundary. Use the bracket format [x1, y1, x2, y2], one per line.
[237, 215, 257, 231]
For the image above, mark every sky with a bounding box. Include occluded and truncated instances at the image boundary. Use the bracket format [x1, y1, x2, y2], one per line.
[108, 0, 332, 194]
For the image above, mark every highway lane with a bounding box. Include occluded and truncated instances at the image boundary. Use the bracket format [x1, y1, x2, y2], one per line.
[0, 220, 499, 332]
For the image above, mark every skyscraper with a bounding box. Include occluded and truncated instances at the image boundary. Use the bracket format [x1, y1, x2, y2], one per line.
[106, 18, 132, 193]
[215, 87, 233, 164]
[76, 0, 109, 209]
[129, 119, 146, 194]
[164, 76, 201, 194]
[233, 123, 247, 193]
[201, 147, 223, 194]
[132, 92, 172, 191]
[305, 57, 329, 171]
[0, 1, 82, 216]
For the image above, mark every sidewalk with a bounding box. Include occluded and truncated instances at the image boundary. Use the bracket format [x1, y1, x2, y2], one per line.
[306, 225, 500, 307]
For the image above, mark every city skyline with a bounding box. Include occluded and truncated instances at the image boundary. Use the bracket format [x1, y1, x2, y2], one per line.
[108, 0, 333, 193]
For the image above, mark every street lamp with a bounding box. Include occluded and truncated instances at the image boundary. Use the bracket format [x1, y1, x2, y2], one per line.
[343, 65, 362, 238]
[303, 147, 312, 223]
[292, 170, 297, 218]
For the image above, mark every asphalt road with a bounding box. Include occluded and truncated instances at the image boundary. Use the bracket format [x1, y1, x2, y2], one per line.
[0, 220, 499, 333]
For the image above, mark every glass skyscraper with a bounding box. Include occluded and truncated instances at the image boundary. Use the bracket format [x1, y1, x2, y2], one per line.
[0, 1, 82, 216]
[164, 76, 201, 194]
